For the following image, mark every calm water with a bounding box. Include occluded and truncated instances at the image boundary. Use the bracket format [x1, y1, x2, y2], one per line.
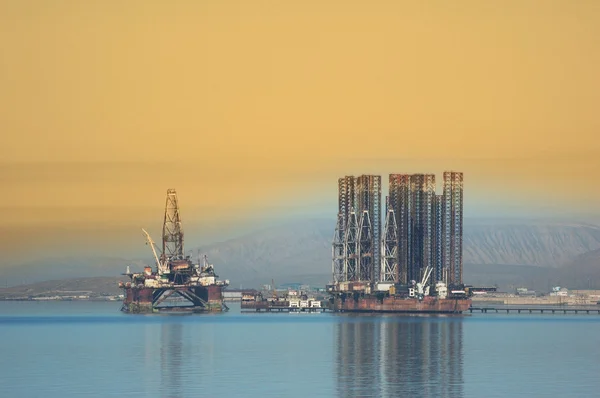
[0, 301, 599, 398]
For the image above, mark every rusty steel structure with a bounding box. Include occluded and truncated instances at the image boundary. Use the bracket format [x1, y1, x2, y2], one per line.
[408, 174, 436, 283]
[332, 212, 345, 283]
[356, 175, 382, 281]
[333, 175, 382, 283]
[332, 294, 471, 314]
[443, 171, 464, 285]
[433, 194, 445, 283]
[387, 173, 464, 285]
[334, 172, 464, 287]
[388, 174, 410, 284]
[388, 174, 437, 283]
[119, 189, 229, 313]
[162, 189, 184, 263]
[358, 210, 374, 281]
[328, 171, 468, 314]
[338, 176, 356, 234]
[344, 211, 359, 282]
[381, 199, 398, 282]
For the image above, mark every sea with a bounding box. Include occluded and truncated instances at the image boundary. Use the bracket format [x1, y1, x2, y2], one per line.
[0, 301, 599, 398]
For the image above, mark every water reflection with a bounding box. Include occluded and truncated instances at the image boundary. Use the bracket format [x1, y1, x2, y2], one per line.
[336, 316, 464, 398]
[160, 322, 184, 398]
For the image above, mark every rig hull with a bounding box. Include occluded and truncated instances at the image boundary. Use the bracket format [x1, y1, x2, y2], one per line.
[121, 285, 226, 314]
[332, 295, 471, 314]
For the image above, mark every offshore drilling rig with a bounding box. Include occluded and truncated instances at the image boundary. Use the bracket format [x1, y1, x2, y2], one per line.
[328, 172, 471, 314]
[119, 189, 229, 313]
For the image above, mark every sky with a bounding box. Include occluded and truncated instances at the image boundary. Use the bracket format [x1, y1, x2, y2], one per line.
[1, 0, 599, 262]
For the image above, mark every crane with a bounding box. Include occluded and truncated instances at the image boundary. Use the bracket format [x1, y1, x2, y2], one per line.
[416, 266, 434, 299]
[142, 228, 167, 275]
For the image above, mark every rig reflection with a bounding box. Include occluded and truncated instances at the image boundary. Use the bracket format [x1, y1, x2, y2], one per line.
[335, 316, 464, 398]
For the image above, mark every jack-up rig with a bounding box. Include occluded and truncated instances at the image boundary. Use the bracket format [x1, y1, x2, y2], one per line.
[119, 189, 230, 313]
[328, 173, 472, 314]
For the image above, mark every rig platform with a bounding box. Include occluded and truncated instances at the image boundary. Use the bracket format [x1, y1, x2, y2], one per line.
[330, 294, 471, 314]
[327, 267, 472, 315]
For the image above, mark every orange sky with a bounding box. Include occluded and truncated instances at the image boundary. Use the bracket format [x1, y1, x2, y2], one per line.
[1, 1, 599, 259]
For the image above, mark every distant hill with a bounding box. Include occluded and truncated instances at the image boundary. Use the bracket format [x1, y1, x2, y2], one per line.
[0, 276, 127, 298]
[463, 219, 600, 266]
[558, 248, 600, 289]
[1, 217, 600, 289]
[0, 257, 146, 287]
[193, 218, 600, 287]
[194, 218, 332, 288]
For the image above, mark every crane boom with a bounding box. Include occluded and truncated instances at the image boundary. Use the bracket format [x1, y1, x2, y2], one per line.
[142, 228, 165, 274]
[422, 266, 433, 287]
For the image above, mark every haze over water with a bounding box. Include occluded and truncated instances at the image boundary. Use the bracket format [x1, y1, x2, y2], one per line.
[1, 302, 598, 397]
[2, 1, 600, 265]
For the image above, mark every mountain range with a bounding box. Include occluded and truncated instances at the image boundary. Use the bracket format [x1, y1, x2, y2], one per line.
[1, 217, 599, 291]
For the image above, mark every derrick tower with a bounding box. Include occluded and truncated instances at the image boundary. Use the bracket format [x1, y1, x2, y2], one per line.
[388, 174, 411, 284]
[443, 171, 464, 285]
[389, 174, 435, 283]
[333, 175, 381, 283]
[334, 176, 356, 282]
[409, 174, 436, 282]
[344, 211, 359, 281]
[162, 189, 185, 263]
[356, 175, 381, 282]
[358, 210, 373, 281]
[332, 213, 345, 283]
[381, 196, 398, 282]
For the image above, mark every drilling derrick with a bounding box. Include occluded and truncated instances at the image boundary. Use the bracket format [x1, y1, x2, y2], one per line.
[344, 211, 359, 281]
[332, 213, 345, 283]
[443, 171, 464, 285]
[381, 206, 398, 282]
[358, 210, 374, 282]
[433, 194, 445, 283]
[336, 176, 357, 283]
[389, 174, 410, 284]
[356, 175, 381, 282]
[330, 174, 380, 290]
[338, 176, 356, 232]
[388, 174, 435, 284]
[162, 189, 185, 263]
[408, 174, 436, 283]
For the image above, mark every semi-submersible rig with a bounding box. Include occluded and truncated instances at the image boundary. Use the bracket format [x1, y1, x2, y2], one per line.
[119, 189, 229, 313]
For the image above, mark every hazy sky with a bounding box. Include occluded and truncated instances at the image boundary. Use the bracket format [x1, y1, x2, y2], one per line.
[1, 1, 599, 260]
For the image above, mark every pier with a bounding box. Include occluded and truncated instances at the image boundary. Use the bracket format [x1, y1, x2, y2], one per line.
[469, 305, 600, 315]
[241, 307, 327, 313]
